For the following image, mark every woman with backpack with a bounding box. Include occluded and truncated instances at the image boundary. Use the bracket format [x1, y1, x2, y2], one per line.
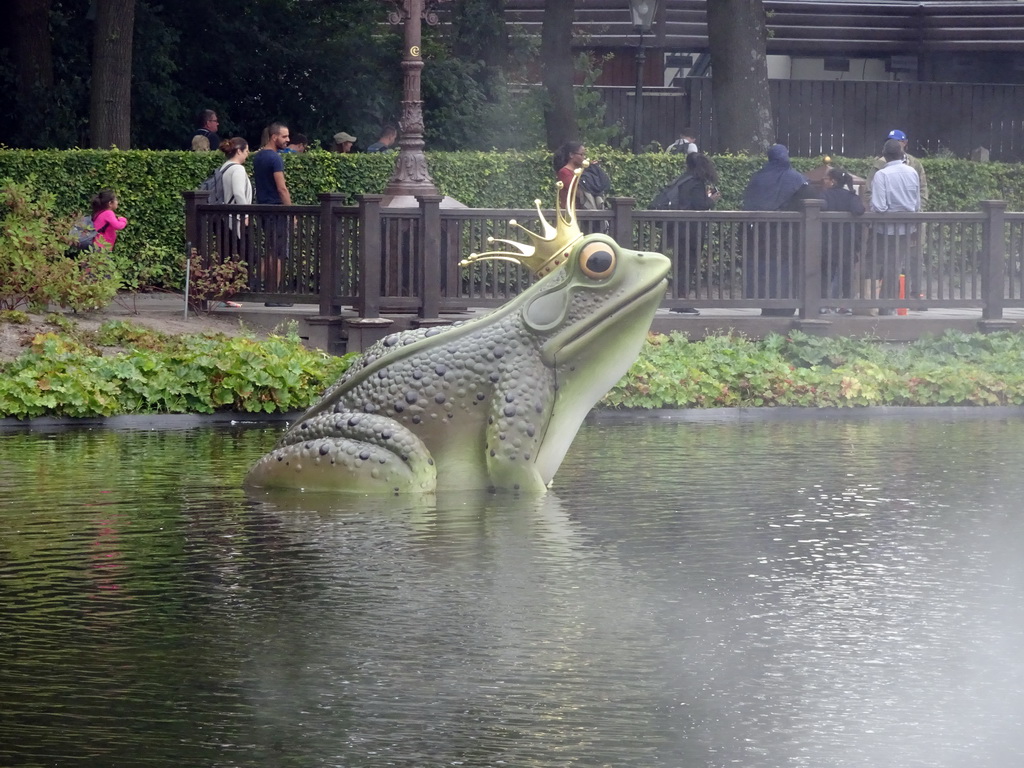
[91, 189, 128, 251]
[219, 137, 253, 208]
[651, 152, 722, 314]
[217, 137, 253, 257]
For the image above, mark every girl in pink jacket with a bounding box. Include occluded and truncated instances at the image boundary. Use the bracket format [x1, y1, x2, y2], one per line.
[91, 189, 128, 249]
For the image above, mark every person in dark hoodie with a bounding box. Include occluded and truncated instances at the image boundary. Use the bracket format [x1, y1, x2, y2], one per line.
[742, 144, 813, 316]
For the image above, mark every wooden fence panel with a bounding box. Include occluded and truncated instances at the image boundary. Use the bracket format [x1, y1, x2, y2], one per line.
[599, 80, 1024, 160]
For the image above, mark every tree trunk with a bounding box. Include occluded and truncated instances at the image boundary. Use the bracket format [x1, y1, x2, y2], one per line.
[540, 0, 577, 151]
[12, 0, 54, 103]
[90, 0, 136, 149]
[707, 0, 774, 154]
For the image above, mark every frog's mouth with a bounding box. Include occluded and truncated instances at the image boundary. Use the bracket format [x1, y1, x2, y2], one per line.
[532, 261, 668, 484]
[540, 267, 669, 366]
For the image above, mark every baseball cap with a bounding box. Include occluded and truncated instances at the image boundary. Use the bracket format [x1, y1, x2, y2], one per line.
[887, 129, 907, 141]
[333, 132, 357, 144]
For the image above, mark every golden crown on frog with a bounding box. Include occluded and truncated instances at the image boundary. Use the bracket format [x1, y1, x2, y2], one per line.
[460, 161, 591, 278]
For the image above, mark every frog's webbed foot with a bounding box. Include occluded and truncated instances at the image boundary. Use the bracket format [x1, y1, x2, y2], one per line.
[244, 410, 436, 494]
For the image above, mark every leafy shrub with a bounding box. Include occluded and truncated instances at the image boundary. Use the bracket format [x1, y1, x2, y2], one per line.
[119, 243, 182, 292]
[0, 320, 352, 419]
[1, 310, 30, 325]
[184, 249, 249, 312]
[0, 179, 120, 312]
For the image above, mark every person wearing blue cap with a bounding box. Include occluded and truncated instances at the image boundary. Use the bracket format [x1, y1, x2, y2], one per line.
[861, 129, 929, 307]
[862, 129, 928, 211]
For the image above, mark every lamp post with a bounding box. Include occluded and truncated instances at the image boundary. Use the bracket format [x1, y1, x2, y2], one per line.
[629, 0, 657, 153]
[384, 0, 447, 205]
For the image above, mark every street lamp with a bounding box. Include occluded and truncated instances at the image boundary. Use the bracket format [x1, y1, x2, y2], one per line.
[383, 0, 465, 207]
[629, 0, 658, 153]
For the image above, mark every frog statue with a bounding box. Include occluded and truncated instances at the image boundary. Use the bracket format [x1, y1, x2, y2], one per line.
[245, 165, 670, 494]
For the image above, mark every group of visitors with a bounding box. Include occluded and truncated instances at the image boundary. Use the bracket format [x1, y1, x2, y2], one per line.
[548, 126, 922, 318]
[639, 127, 925, 316]
[739, 129, 924, 316]
[188, 108, 397, 156]
[182, 113, 401, 306]
[89, 106, 923, 318]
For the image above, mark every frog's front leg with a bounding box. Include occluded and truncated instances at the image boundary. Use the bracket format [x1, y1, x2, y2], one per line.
[244, 410, 437, 494]
[483, 382, 553, 494]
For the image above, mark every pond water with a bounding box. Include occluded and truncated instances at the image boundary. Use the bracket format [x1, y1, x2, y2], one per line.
[1, 416, 1023, 768]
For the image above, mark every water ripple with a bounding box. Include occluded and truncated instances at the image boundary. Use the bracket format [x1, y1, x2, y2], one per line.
[1, 421, 1023, 766]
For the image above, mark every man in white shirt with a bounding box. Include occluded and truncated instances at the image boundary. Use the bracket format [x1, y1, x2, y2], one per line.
[870, 139, 921, 314]
[863, 129, 929, 304]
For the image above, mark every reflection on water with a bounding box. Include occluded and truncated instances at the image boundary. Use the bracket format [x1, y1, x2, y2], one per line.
[1, 418, 1023, 767]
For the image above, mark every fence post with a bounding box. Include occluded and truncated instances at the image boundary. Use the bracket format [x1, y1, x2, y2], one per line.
[357, 195, 383, 319]
[417, 194, 443, 319]
[980, 200, 1008, 323]
[318, 192, 346, 316]
[610, 197, 636, 250]
[183, 189, 206, 267]
[799, 198, 824, 319]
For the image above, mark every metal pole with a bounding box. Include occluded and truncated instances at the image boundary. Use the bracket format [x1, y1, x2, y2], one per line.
[633, 31, 645, 153]
[184, 241, 191, 320]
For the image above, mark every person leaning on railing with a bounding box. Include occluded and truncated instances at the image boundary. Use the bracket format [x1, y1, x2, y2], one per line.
[819, 167, 865, 314]
[742, 144, 816, 317]
[868, 139, 921, 316]
[861, 129, 929, 304]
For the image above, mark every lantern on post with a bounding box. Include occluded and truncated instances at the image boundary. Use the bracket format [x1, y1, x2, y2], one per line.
[628, 0, 658, 153]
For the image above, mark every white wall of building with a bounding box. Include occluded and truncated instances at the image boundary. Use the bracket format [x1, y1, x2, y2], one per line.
[663, 53, 909, 86]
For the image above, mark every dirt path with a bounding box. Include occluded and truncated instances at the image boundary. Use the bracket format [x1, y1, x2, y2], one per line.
[0, 293, 263, 362]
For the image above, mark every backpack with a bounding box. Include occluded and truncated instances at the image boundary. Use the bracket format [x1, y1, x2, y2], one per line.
[649, 173, 702, 211]
[649, 176, 686, 210]
[198, 162, 230, 204]
[68, 215, 102, 251]
[577, 163, 612, 210]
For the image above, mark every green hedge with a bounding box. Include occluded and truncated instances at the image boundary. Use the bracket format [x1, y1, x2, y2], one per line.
[3, 148, 1023, 289]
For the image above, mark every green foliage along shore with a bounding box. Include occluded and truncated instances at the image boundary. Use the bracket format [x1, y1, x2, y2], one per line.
[0, 320, 349, 419]
[2, 148, 1024, 290]
[606, 330, 1024, 408]
[2, 321, 1024, 420]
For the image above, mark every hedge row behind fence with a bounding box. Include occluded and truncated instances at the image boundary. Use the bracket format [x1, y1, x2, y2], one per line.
[3, 148, 1023, 289]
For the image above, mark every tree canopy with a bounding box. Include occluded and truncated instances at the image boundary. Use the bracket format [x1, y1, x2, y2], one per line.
[1, 0, 542, 152]
[3, 0, 772, 155]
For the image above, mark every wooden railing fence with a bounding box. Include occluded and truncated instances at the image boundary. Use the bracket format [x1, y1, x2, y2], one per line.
[184, 190, 1024, 330]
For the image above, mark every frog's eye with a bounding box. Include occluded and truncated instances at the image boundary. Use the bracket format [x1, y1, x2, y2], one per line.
[578, 242, 616, 279]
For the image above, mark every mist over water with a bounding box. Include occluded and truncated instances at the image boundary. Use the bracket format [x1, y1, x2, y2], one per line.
[1, 418, 1022, 767]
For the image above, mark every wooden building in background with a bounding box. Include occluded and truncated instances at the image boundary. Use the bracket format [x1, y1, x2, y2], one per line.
[504, 1, 1024, 159]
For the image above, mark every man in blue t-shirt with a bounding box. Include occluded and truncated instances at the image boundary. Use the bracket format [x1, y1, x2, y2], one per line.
[366, 125, 397, 153]
[253, 123, 291, 204]
[253, 123, 293, 305]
